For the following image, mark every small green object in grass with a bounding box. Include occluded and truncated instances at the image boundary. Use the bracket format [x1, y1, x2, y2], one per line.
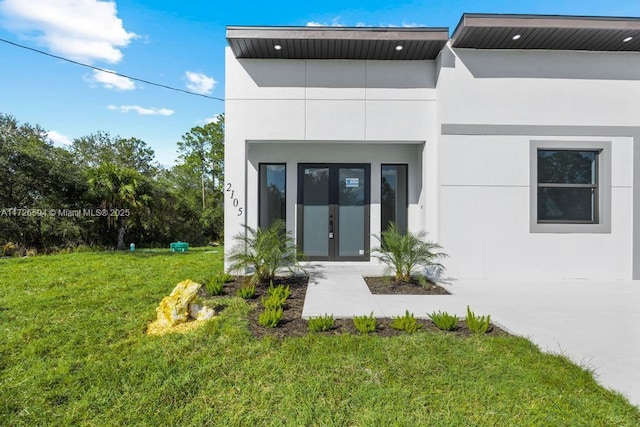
[466, 306, 491, 334]
[428, 310, 459, 331]
[258, 307, 283, 328]
[308, 314, 334, 332]
[390, 310, 422, 333]
[353, 312, 377, 334]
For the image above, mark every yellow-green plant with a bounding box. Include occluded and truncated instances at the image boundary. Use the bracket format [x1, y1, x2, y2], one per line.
[466, 306, 491, 334]
[390, 310, 422, 333]
[353, 312, 377, 334]
[258, 307, 283, 328]
[308, 314, 334, 332]
[429, 310, 459, 331]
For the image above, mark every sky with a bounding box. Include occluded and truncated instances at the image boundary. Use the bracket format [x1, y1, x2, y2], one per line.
[1, 1, 640, 168]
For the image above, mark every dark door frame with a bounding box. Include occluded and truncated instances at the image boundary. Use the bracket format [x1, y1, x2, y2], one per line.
[297, 163, 371, 261]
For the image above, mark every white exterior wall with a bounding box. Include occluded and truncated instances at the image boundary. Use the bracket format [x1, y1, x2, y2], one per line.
[224, 47, 440, 268]
[437, 46, 640, 279]
[225, 43, 640, 279]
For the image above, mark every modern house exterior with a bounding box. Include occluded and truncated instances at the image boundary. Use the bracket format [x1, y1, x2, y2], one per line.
[224, 13, 640, 280]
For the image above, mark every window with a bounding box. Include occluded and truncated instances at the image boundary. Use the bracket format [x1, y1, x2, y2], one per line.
[530, 141, 611, 233]
[259, 164, 286, 228]
[381, 164, 407, 233]
[537, 150, 598, 223]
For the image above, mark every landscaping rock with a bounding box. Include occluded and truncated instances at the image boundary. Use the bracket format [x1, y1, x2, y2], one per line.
[156, 279, 202, 326]
[189, 303, 216, 321]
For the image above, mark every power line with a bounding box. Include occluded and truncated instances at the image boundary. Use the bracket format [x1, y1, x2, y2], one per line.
[0, 37, 224, 102]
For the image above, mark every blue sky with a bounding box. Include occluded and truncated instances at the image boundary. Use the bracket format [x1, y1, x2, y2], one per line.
[1, 0, 640, 167]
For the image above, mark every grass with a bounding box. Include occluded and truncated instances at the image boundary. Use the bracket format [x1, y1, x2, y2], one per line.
[1, 248, 639, 426]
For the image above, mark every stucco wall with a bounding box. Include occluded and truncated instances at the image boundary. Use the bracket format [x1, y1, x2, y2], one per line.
[224, 47, 440, 266]
[437, 46, 640, 279]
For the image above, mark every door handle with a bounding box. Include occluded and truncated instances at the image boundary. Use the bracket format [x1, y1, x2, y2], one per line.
[329, 214, 334, 239]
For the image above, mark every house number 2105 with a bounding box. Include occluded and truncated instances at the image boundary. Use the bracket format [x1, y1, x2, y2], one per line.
[226, 183, 243, 216]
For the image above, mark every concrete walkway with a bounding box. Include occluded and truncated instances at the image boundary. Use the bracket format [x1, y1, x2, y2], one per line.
[301, 263, 640, 407]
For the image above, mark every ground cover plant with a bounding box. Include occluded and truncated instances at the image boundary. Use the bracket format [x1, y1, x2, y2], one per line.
[1, 249, 638, 425]
[429, 310, 460, 331]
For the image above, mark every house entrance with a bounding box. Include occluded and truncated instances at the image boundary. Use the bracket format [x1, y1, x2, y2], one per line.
[297, 164, 370, 261]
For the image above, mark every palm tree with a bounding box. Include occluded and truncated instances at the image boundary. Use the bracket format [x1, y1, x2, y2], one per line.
[87, 163, 151, 249]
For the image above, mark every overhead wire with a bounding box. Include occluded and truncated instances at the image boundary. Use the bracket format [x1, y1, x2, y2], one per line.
[0, 37, 224, 102]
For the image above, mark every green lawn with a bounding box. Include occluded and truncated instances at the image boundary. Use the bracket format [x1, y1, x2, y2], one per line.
[1, 248, 638, 426]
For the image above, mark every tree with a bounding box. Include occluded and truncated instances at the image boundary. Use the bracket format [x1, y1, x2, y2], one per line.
[86, 163, 153, 249]
[72, 132, 158, 176]
[177, 114, 224, 209]
[0, 113, 85, 249]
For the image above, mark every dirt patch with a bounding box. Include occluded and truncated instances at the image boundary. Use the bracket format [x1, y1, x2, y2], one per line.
[214, 276, 508, 339]
[363, 276, 450, 295]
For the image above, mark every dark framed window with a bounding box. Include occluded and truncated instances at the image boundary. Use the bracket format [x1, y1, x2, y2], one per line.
[537, 150, 599, 224]
[259, 164, 286, 228]
[381, 164, 408, 233]
[530, 141, 611, 234]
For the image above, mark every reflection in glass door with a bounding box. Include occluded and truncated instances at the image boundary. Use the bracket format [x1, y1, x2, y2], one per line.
[297, 164, 370, 261]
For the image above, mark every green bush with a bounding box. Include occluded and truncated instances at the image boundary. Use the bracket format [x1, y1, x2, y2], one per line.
[353, 312, 377, 334]
[266, 284, 291, 306]
[237, 283, 256, 299]
[371, 223, 447, 282]
[308, 314, 335, 332]
[466, 306, 491, 334]
[390, 310, 422, 333]
[261, 294, 284, 310]
[258, 307, 283, 328]
[227, 220, 304, 285]
[206, 273, 231, 296]
[428, 310, 459, 331]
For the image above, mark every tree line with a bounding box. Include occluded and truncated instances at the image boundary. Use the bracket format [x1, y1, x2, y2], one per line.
[0, 112, 224, 253]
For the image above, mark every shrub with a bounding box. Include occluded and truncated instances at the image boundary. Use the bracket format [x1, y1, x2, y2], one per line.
[237, 283, 256, 299]
[371, 223, 447, 283]
[466, 306, 491, 334]
[266, 283, 290, 304]
[2, 242, 16, 257]
[390, 310, 422, 333]
[258, 307, 283, 328]
[428, 310, 459, 331]
[308, 314, 335, 332]
[227, 220, 304, 285]
[206, 273, 231, 296]
[353, 312, 377, 334]
[261, 294, 284, 310]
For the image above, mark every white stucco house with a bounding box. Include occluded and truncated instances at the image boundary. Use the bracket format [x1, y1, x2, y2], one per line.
[224, 13, 640, 280]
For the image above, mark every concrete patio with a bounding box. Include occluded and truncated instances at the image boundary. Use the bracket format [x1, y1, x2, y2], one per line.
[301, 262, 640, 407]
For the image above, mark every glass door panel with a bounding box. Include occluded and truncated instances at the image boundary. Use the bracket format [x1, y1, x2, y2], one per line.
[338, 167, 365, 257]
[301, 167, 329, 257]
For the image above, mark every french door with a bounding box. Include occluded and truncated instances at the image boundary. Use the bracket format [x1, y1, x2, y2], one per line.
[297, 164, 370, 261]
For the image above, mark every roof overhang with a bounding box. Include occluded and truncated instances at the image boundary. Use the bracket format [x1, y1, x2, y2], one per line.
[451, 14, 640, 52]
[226, 26, 450, 60]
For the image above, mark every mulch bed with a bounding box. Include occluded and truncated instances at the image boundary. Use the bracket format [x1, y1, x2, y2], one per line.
[216, 276, 509, 339]
[363, 276, 451, 295]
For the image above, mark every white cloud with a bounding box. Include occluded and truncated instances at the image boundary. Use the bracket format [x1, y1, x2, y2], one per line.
[0, 0, 136, 64]
[203, 115, 221, 124]
[47, 130, 72, 146]
[108, 105, 174, 116]
[184, 71, 216, 95]
[306, 17, 344, 27]
[89, 69, 135, 90]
